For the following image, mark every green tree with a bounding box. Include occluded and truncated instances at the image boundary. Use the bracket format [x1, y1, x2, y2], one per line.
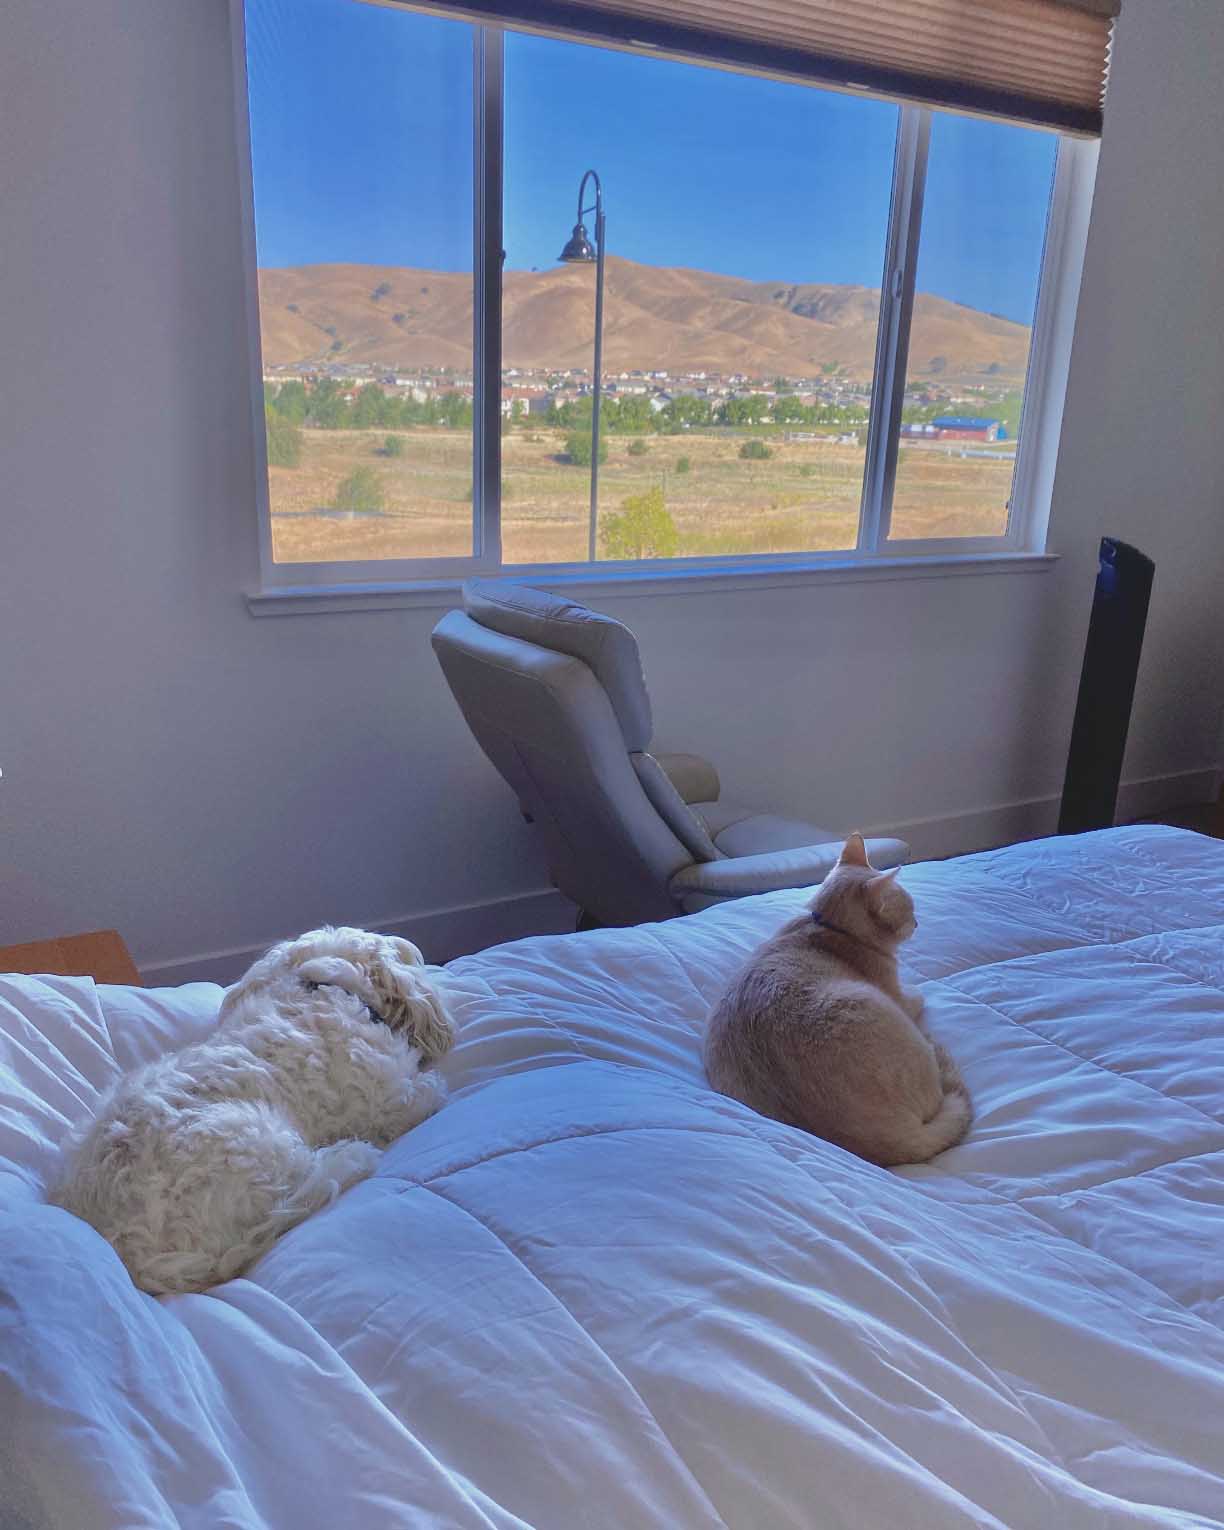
[601, 485, 678, 561]
[331, 466, 385, 513]
[271, 379, 308, 425]
[721, 394, 771, 426]
[739, 438, 772, 461]
[264, 409, 302, 468]
[392, 395, 425, 428]
[565, 431, 608, 467]
[774, 396, 812, 425]
[352, 384, 387, 430]
[308, 378, 348, 429]
[436, 392, 474, 430]
[659, 395, 712, 432]
[610, 395, 655, 434]
[548, 396, 593, 430]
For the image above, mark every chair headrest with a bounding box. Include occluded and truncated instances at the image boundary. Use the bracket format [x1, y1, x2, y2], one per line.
[462, 579, 652, 749]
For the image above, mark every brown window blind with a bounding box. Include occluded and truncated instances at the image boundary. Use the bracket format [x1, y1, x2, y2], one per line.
[421, 0, 1119, 135]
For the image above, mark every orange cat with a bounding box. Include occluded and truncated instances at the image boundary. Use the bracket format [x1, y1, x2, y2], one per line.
[704, 834, 971, 1166]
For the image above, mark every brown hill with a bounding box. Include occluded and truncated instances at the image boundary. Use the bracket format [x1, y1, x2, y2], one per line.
[257, 257, 1030, 384]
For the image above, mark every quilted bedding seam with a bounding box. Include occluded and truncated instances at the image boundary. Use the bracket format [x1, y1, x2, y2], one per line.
[973, 835, 1224, 948]
[378, 1114, 784, 1192]
[414, 1178, 732, 1530]
[932, 975, 1224, 1135]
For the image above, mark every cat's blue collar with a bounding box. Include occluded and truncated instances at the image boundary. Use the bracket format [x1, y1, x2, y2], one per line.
[810, 910, 856, 941]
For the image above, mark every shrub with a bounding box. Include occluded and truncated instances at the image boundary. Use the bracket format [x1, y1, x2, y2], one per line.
[600, 485, 678, 562]
[627, 438, 648, 456]
[331, 466, 385, 513]
[381, 435, 405, 457]
[739, 438, 772, 461]
[565, 431, 608, 467]
[675, 456, 692, 474]
[264, 410, 302, 468]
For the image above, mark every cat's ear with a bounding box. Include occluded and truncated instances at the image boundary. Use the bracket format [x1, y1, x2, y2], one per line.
[838, 832, 869, 868]
[865, 870, 901, 917]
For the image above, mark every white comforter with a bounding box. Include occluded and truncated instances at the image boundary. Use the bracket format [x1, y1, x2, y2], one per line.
[4, 825, 1224, 1528]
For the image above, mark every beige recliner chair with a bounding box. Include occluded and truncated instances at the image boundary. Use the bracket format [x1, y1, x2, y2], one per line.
[431, 580, 909, 927]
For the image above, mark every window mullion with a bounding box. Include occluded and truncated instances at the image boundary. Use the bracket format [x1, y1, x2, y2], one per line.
[473, 26, 503, 566]
[1004, 135, 1084, 553]
[858, 105, 930, 553]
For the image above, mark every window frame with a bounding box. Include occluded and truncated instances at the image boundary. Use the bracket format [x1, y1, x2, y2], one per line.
[232, 4, 1094, 597]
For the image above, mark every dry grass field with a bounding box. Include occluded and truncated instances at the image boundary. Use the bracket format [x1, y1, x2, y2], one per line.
[268, 425, 1014, 565]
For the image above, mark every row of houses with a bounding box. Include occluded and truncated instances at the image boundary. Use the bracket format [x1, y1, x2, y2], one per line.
[264, 366, 1006, 435]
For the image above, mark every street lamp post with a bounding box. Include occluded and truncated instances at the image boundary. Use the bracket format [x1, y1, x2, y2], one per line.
[558, 170, 605, 562]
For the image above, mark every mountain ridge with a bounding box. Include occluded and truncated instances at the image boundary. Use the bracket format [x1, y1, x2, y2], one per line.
[258, 256, 1030, 385]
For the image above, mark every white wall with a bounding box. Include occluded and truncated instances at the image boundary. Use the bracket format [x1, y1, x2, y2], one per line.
[2, 0, 1222, 982]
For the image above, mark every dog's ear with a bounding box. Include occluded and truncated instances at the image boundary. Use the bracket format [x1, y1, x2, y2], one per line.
[370, 954, 456, 1061]
[387, 935, 426, 969]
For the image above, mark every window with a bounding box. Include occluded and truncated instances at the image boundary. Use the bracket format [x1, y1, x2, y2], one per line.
[887, 114, 1059, 544]
[245, 0, 477, 572]
[238, 0, 1087, 590]
[500, 33, 896, 566]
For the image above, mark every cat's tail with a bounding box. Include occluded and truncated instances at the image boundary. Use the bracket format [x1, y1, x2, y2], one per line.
[916, 1043, 973, 1156]
[875, 1045, 973, 1167]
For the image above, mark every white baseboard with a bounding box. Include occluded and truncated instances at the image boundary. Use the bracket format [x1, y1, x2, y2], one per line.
[139, 886, 576, 989]
[871, 765, 1222, 863]
[1116, 766, 1221, 822]
[139, 764, 1220, 987]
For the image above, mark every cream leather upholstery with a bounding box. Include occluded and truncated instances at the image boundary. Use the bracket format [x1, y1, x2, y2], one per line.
[431, 581, 909, 926]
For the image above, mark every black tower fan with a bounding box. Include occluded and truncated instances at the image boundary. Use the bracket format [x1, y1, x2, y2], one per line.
[1057, 537, 1155, 835]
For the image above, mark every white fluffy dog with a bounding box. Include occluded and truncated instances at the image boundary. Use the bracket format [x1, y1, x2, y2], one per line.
[51, 927, 455, 1296]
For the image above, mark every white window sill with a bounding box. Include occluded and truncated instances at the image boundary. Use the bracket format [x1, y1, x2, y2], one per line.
[245, 551, 1057, 616]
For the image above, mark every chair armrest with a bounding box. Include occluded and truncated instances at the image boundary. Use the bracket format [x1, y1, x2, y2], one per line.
[654, 752, 720, 805]
[669, 836, 910, 910]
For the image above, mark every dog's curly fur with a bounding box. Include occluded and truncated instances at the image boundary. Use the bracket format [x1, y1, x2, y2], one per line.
[50, 927, 456, 1295]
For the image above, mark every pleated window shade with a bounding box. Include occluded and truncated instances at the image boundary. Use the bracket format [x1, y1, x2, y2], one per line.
[427, 0, 1119, 135]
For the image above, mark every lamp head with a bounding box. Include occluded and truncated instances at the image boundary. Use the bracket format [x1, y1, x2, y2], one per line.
[558, 222, 597, 263]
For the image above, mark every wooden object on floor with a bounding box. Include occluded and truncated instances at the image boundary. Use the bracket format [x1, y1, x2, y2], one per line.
[0, 930, 141, 985]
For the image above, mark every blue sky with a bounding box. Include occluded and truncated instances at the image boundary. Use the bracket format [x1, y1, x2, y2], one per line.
[246, 0, 1058, 325]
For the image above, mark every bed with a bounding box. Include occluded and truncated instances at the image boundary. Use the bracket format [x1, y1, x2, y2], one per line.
[3, 824, 1224, 1528]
